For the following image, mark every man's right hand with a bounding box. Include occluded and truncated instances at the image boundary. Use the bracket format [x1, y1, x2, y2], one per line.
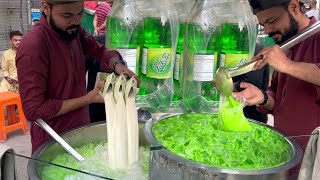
[231, 82, 265, 106]
[94, 28, 99, 36]
[114, 63, 141, 87]
[5, 76, 18, 84]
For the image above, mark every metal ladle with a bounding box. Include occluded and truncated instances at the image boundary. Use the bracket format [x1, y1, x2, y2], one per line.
[35, 119, 85, 162]
[215, 21, 320, 96]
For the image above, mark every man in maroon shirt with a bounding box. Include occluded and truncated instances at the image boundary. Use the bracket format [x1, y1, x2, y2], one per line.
[16, 0, 139, 153]
[232, 0, 320, 178]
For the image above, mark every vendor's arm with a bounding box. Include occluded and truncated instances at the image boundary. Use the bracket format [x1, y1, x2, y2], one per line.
[80, 28, 141, 86]
[284, 62, 320, 86]
[252, 45, 320, 86]
[80, 28, 121, 71]
[232, 70, 279, 112]
[232, 82, 275, 111]
[54, 84, 103, 117]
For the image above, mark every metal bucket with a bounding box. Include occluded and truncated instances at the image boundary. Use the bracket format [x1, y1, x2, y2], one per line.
[27, 121, 149, 180]
[145, 114, 303, 180]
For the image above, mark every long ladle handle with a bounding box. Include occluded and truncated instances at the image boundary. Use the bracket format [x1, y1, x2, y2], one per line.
[228, 61, 257, 77]
[228, 21, 320, 78]
[35, 119, 85, 162]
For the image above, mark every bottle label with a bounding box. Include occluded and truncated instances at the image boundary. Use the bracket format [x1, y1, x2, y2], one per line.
[220, 53, 249, 68]
[117, 48, 137, 73]
[142, 48, 148, 75]
[174, 53, 183, 81]
[145, 48, 172, 79]
[193, 54, 215, 81]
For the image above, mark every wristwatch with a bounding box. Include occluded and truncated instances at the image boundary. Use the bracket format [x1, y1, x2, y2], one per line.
[259, 90, 268, 106]
[110, 57, 126, 70]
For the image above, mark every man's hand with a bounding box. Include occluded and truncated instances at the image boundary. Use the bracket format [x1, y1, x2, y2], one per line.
[5, 76, 18, 84]
[94, 28, 99, 36]
[231, 82, 264, 106]
[114, 63, 141, 87]
[252, 45, 292, 73]
[86, 83, 104, 104]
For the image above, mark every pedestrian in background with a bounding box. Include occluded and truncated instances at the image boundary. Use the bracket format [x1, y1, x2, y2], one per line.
[93, 2, 111, 35]
[0, 30, 22, 93]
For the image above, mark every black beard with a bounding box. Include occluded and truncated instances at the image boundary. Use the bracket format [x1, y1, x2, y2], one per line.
[49, 14, 80, 42]
[269, 11, 299, 44]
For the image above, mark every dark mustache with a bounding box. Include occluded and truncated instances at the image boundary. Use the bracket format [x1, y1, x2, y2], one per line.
[269, 32, 281, 38]
[66, 25, 80, 30]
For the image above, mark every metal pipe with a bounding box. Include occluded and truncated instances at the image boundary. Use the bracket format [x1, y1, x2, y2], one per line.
[280, 21, 320, 51]
[227, 21, 320, 78]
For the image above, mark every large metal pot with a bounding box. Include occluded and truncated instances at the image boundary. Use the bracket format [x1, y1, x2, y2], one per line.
[27, 121, 149, 180]
[145, 114, 303, 180]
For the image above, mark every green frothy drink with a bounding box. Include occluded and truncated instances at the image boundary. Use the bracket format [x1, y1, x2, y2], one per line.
[153, 114, 290, 170]
[218, 96, 252, 132]
[137, 17, 174, 109]
[40, 142, 150, 179]
[219, 23, 250, 68]
[183, 22, 220, 113]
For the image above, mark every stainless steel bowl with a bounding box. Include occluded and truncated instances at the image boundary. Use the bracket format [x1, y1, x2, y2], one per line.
[27, 121, 149, 180]
[145, 114, 303, 180]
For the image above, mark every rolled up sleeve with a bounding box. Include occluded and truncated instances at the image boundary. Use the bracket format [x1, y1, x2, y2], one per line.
[256, 71, 278, 114]
[79, 28, 122, 71]
[16, 35, 63, 122]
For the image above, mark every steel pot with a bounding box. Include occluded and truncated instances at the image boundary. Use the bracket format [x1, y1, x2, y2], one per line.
[145, 114, 303, 180]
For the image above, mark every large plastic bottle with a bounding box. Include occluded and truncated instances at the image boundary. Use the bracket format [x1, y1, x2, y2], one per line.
[172, 0, 197, 103]
[218, 0, 257, 69]
[183, 0, 257, 114]
[182, 0, 220, 113]
[106, 0, 142, 74]
[136, 0, 179, 110]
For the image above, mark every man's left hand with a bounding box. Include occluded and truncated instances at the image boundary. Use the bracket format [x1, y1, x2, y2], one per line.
[252, 45, 292, 73]
[114, 63, 141, 87]
[86, 82, 104, 104]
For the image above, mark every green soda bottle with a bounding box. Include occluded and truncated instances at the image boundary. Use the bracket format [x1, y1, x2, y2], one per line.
[219, 23, 250, 68]
[106, 0, 142, 74]
[217, 0, 257, 68]
[137, 0, 178, 110]
[182, 0, 220, 113]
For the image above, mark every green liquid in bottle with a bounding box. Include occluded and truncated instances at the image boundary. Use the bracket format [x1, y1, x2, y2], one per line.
[106, 16, 142, 74]
[137, 17, 174, 109]
[219, 23, 249, 68]
[183, 22, 220, 113]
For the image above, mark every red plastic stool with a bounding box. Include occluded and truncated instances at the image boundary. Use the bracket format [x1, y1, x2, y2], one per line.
[0, 92, 29, 142]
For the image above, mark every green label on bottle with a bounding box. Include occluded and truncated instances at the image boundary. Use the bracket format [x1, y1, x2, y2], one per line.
[220, 53, 249, 68]
[146, 48, 172, 79]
